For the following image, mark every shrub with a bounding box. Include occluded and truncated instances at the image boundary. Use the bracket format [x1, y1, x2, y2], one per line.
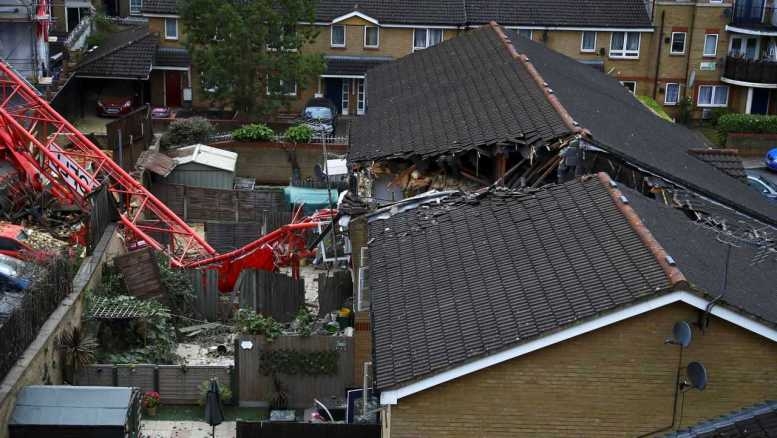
[717, 113, 777, 134]
[284, 124, 313, 144]
[232, 123, 274, 142]
[160, 117, 214, 149]
[710, 107, 731, 126]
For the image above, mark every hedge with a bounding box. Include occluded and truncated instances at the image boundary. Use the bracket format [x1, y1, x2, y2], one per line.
[233, 123, 275, 141]
[717, 113, 777, 134]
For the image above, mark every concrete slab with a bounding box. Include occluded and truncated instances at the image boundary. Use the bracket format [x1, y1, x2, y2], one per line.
[141, 420, 236, 438]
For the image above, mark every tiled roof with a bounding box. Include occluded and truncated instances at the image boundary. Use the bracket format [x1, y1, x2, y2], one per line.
[466, 0, 651, 28]
[155, 47, 191, 68]
[349, 26, 572, 162]
[315, 0, 651, 27]
[624, 186, 777, 326]
[664, 401, 777, 437]
[75, 27, 156, 79]
[368, 175, 673, 390]
[687, 148, 747, 182]
[141, 0, 177, 15]
[325, 56, 392, 76]
[510, 31, 777, 226]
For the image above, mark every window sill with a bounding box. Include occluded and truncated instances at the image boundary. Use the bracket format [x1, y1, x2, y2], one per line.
[330, 46, 347, 50]
[663, 102, 678, 106]
[697, 104, 728, 108]
[165, 37, 179, 41]
[669, 52, 686, 56]
[702, 54, 718, 58]
[364, 46, 380, 50]
[609, 55, 640, 60]
[580, 49, 596, 54]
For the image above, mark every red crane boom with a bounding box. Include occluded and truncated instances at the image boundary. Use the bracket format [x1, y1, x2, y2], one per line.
[0, 61, 336, 291]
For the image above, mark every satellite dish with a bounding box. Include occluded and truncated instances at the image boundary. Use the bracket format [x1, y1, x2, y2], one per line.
[672, 321, 693, 347]
[687, 362, 708, 391]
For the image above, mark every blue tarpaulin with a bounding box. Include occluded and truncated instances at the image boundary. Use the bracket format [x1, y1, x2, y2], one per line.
[283, 186, 338, 214]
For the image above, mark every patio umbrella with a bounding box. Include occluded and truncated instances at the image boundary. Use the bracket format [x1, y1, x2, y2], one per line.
[204, 378, 224, 437]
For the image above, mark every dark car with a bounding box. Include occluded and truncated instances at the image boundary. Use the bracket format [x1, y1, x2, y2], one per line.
[97, 84, 137, 117]
[300, 97, 337, 137]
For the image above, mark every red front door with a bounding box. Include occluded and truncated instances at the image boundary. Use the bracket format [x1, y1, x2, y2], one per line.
[165, 71, 182, 107]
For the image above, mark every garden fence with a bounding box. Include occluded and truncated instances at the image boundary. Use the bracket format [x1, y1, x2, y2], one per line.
[237, 270, 305, 322]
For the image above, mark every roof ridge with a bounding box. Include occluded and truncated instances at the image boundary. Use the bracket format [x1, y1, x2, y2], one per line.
[489, 21, 591, 138]
[77, 28, 154, 71]
[595, 172, 688, 288]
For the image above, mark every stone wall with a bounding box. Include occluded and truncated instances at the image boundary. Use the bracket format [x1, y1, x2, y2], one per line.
[0, 225, 124, 438]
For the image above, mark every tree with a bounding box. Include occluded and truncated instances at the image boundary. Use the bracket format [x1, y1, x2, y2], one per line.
[179, 0, 325, 115]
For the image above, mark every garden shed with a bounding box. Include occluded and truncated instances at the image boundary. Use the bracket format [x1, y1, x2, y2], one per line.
[9, 385, 141, 438]
[165, 144, 238, 189]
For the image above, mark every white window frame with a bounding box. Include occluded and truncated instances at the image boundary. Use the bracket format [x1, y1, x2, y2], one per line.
[364, 25, 379, 48]
[357, 78, 365, 115]
[697, 85, 729, 107]
[266, 79, 298, 97]
[609, 31, 641, 59]
[129, 0, 142, 16]
[580, 31, 597, 53]
[164, 18, 178, 40]
[331, 25, 346, 48]
[664, 83, 681, 105]
[703, 33, 719, 57]
[413, 28, 444, 51]
[670, 32, 686, 55]
[620, 81, 637, 95]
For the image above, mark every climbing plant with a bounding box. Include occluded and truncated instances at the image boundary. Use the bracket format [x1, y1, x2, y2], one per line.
[258, 350, 338, 376]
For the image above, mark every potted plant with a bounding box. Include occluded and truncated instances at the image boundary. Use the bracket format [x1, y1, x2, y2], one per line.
[142, 390, 161, 417]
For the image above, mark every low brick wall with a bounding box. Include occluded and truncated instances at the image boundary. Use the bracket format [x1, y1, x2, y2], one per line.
[725, 133, 777, 156]
[0, 225, 124, 438]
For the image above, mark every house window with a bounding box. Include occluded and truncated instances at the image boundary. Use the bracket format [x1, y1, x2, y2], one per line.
[730, 37, 758, 59]
[581, 31, 597, 52]
[413, 28, 443, 51]
[331, 25, 345, 47]
[610, 32, 640, 58]
[266, 79, 297, 96]
[518, 29, 533, 40]
[164, 18, 178, 40]
[130, 0, 142, 15]
[697, 85, 729, 107]
[703, 34, 719, 57]
[670, 32, 686, 55]
[664, 83, 680, 105]
[620, 81, 637, 94]
[364, 26, 379, 48]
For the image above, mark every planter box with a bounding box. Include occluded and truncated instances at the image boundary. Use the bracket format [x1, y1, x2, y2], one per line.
[725, 133, 777, 156]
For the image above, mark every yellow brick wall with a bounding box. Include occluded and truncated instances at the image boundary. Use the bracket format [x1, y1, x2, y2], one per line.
[387, 302, 777, 438]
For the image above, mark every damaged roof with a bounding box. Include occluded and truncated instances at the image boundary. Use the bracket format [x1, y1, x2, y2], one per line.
[75, 26, 157, 80]
[508, 29, 777, 226]
[350, 25, 572, 162]
[368, 174, 673, 390]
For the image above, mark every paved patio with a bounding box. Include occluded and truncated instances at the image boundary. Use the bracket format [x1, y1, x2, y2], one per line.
[141, 421, 236, 438]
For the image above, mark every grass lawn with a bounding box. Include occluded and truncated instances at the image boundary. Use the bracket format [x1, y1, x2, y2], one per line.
[636, 95, 673, 122]
[147, 405, 268, 422]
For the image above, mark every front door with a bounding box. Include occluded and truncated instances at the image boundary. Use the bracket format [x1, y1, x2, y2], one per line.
[751, 88, 770, 114]
[165, 71, 182, 107]
[324, 78, 343, 114]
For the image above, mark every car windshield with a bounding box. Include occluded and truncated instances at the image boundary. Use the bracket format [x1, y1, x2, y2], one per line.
[304, 107, 332, 120]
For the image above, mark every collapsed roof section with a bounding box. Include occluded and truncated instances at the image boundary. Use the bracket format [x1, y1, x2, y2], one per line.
[350, 25, 574, 163]
[367, 173, 777, 391]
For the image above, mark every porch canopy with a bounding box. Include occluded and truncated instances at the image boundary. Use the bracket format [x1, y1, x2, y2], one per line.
[323, 55, 393, 79]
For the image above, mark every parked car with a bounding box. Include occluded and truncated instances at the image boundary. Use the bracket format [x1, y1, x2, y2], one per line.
[299, 97, 337, 137]
[0, 253, 31, 290]
[97, 84, 137, 117]
[746, 174, 777, 201]
[0, 223, 50, 262]
[151, 107, 171, 119]
[766, 148, 777, 172]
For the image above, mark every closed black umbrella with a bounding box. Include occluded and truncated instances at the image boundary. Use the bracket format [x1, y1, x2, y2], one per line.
[204, 378, 224, 437]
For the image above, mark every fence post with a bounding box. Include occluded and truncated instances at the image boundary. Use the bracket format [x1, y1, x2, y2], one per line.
[154, 365, 160, 392]
[233, 339, 240, 405]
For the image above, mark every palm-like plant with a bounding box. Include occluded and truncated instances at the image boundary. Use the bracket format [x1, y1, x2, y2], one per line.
[58, 326, 98, 383]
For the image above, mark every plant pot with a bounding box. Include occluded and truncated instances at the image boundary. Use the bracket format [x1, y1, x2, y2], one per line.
[145, 406, 157, 417]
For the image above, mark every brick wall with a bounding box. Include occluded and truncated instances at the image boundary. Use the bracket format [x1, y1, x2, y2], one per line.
[353, 311, 372, 386]
[387, 302, 777, 438]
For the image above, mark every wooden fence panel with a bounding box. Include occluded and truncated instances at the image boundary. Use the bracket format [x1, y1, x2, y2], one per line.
[237, 270, 304, 322]
[116, 365, 156, 395]
[75, 364, 114, 386]
[237, 422, 379, 438]
[317, 271, 353, 317]
[189, 269, 233, 321]
[157, 365, 232, 405]
[238, 335, 353, 407]
[113, 248, 164, 299]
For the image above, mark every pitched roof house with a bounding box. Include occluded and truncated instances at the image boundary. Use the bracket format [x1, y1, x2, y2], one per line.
[368, 173, 777, 437]
[351, 23, 777, 227]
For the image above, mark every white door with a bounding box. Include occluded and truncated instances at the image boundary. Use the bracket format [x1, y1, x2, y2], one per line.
[357, 79, 365, 115]
[341, 81, 350, 116]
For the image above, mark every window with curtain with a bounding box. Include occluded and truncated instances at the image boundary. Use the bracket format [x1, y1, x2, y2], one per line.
[331, 25, 345, 47]
[413, 28, 427, 50]
[697, 85, 728, 107]
[581, 31, 596, 52]
[611, 32, 640, 58]
[364, 26, 379, 47]
[664, 83, 680, 105]
[164, 18, 178, 40]
[703, 34, 718, 57]
[414, 28, 443, 50]
[670, 32, 686, 54]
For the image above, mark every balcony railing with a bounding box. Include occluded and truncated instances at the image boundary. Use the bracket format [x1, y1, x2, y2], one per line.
[723, 56, 777, 84]
[732, 3, 777, 27]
